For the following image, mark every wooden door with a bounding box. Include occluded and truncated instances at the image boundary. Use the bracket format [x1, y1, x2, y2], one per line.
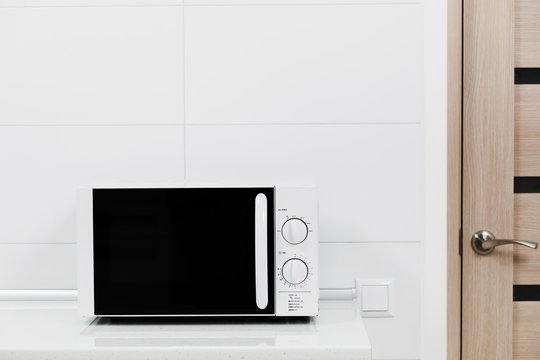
[462, 0, 540, 359]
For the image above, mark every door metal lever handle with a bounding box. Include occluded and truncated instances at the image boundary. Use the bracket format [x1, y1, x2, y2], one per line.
[471, 230, 538, 255]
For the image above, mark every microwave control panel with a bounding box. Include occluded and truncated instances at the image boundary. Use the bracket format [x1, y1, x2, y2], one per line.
[275, 186, 318, 316]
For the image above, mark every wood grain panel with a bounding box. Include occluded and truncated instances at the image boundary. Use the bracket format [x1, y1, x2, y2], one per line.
[516, 86, 540, 176]
[514, 302, 540, 360]
[447, 0, 462, 357]
[514, 194, 540, 284]
[516, 0, 540, 67]
[462, 0, 514, 358]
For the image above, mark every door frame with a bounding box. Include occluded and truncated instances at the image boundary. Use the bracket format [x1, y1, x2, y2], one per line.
[447, 0, 462, 358]
[422, 0, 449, 359]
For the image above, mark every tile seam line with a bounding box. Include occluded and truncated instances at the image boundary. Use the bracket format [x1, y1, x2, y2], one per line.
[0, 4, 183, 8]
[0, 122, 422, 127]
[182, 5, 187, 180]
[0, 2, 423, 9]
[184, 122, 421, 126]
[184, 2, 422, 6]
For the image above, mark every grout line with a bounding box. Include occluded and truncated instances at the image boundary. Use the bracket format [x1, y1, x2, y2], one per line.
[0, 4, 183, 8]
[182, 2, 422, 6]
[0, 2, 423, 8]
[0, 124, 184, 127]
[183, 122, 422, 126]
[182, 5, 187, 181]
[0, 122, 421, 127]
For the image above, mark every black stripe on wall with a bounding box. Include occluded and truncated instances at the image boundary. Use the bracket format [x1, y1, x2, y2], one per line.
[515, 68, 540, 84]
[514, 285, 540, 301]
[514, 177, 540, 193]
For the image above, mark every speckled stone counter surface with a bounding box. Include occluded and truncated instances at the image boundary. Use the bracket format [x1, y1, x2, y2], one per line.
[0, 300, 371, 360]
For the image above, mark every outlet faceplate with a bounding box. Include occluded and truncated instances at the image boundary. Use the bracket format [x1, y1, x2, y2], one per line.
[355, 278, 394, 318]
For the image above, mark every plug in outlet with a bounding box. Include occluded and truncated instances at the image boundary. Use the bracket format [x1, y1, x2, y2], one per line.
[355, 278, 394, 318]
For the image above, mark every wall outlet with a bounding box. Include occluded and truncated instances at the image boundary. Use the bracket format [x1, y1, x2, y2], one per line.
[355, 278, 395, 318]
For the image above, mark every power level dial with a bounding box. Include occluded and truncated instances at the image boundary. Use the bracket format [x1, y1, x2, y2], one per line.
[282, 258, 309, 285]
[281, 218, 308, 244]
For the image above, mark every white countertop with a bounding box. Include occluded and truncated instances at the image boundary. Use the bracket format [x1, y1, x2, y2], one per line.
[0, 300, 371, 360]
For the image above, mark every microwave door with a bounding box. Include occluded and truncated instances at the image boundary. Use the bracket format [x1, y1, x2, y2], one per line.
[92, 188, 275, 316]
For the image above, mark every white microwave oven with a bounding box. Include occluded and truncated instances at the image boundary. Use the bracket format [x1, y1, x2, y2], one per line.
[77, 185, 318, 317]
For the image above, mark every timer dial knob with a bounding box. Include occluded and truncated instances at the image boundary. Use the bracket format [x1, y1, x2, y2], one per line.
[282, 258, 309, 285]
[282, 218, 308, 244]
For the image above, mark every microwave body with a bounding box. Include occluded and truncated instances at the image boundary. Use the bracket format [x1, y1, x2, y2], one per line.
[77, 185, 318, 317]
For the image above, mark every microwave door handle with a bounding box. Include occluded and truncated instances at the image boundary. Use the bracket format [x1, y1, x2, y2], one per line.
[255, 193, 269, 310]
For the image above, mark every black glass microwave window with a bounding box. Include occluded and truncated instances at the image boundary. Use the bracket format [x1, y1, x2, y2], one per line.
[92, 188, 275, 315]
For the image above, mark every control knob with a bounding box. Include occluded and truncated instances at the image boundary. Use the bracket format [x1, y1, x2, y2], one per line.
[282, 218, 308, 244]
[282, 258, 309, 285]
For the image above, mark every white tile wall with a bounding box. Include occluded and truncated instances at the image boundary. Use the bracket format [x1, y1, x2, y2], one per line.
[0, 244, 76, 289]
[0, 3, 425, 360]
[185, 124, 422, 243]
[0, 126, 184, 244]
[0, 6, 183, 125]
[184, 4, 422, 125]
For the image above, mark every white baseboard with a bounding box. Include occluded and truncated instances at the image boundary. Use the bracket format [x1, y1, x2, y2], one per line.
[0, 290, 77, 301]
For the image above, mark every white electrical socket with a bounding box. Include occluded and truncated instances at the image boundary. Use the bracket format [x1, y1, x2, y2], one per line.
[355, 278, 395, 318]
